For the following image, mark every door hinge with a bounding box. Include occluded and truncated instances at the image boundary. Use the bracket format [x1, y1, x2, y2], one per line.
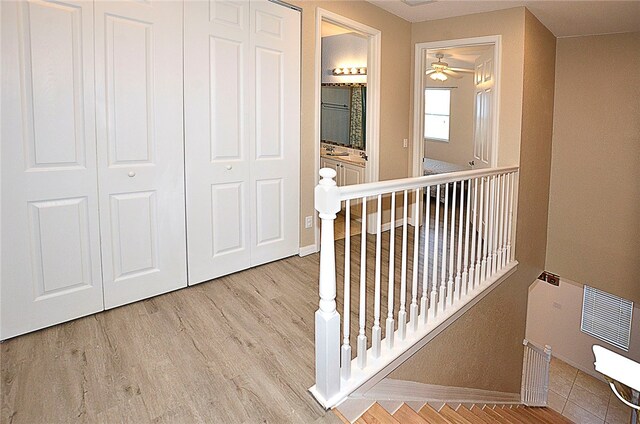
[538, 271, 560, 286]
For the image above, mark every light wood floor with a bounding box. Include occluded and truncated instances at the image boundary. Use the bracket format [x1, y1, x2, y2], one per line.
[1, 255, 342, 424]
[1, 198, 473, 423]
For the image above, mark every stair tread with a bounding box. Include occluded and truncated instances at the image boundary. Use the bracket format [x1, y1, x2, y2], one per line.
[531, 407, 574, 424]
[514, 407, 557, 424]
[495, 405, 528, 423]
[468, 405, 495, 423]
[455, 406, 490, 424]
[438, 405, 474, 424]
[357, 402, 401, 424]
[482, 406, 517, 423]
[393, 404, 428, 424]
[418, 404, 454, 424]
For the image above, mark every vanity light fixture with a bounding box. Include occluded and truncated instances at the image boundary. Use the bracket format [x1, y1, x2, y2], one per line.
[333, 67, 367, 76]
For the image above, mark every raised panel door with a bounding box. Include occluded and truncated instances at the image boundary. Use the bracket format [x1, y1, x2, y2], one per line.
[95, 0, 187, 308]
[1, 0, 104, 339]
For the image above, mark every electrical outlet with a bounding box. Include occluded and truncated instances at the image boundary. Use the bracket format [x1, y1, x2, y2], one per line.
[403, 138, 408, 148]
[305, 216, 313, 228]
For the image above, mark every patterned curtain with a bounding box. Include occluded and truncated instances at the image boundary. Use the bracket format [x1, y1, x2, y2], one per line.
[349, 85, 366, 150]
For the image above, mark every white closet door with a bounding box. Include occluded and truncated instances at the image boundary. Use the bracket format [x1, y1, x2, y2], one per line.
[94, 1, 187, 308]
[1, 0, 103, 339]
[185, 0, 300, 284]
[184, 1, 252, 284]
[473, 49, 495, 168]
[249, 0, 300, 266]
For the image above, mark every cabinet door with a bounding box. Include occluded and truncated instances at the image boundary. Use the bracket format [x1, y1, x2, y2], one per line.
[249, 0, 301, 267]
[94, 0, 187, 308]
[342, 163, 364, 187]
[1, 0, 104, 339]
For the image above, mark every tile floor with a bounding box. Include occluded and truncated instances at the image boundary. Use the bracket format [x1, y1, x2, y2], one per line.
[548, 356, 634, 424]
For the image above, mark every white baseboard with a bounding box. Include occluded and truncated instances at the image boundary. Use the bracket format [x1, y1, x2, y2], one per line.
[298, 244, 317, 257]
[380, 218, 404, 232]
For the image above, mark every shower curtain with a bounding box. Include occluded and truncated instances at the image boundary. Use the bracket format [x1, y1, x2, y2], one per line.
[349, 85, 366, 150]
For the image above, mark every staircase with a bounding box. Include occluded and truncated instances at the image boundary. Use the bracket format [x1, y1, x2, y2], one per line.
[335, 402, 575, 424]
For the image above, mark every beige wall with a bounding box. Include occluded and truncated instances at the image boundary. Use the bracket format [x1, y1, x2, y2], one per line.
[390, 8, 556, 393]
[545, 32, 640, 305]
[526, 278, 640, 378]
[292, 1, 412, 248]
[424, 74, 475, 167]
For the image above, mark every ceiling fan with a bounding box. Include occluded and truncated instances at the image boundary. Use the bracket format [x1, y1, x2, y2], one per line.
[425, 53, 473, 81]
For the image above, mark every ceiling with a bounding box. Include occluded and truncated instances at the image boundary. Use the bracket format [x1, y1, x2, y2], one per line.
[427, 44, 493, 68]
[366, 1, 640, 37]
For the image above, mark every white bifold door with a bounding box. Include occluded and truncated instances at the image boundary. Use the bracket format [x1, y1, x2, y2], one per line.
[1, 0, 104, 339]
[1, 0, 187, 338]
[93, 1, 187, 308]
[184, 0, 301, 284]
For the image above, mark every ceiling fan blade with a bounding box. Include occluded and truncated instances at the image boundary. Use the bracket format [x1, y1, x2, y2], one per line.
[448, 67, 474, 73]
[425, 69, 436, 75]
[443, 69, 463, 79]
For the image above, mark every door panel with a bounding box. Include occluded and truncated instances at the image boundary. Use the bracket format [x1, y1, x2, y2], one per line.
[185, 0, 300, 281]
[184, 0, 252, 284]
[95, 0, 187, 308]
[472, 49, 495, 168]
[249, 0, 300, 266]
[1, 0, 103, 339]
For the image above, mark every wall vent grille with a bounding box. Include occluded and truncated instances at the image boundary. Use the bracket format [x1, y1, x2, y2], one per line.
[581, 285, 633, 351]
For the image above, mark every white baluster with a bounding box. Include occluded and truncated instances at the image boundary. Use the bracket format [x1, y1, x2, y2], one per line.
[430, 185, 440, 320]
[447, 182, 456, 306]
[439, 184, 449, 313]
[498, 173, 506, 270]
[501, 174, 510, 268]
[462, 179, 471, 296]
[410, 188, 420, 331]
[491, 175, 501, 275]
[398, 190, 408, 340]
[469, 178, 478, 290]
[486, 175, 495, 279]
[455, 180, 464, 300]
[386, 193, 396, 349]
[342, 200, 351, 381]
[481, 176, 489, 282]
[421, 187, 430, 324]
[372, 195, 382, 358]
[314, 168, 341, 399]
[507, 172, 516, 262]
[357, 197, 367, 369]
[476, 177, 484, 287]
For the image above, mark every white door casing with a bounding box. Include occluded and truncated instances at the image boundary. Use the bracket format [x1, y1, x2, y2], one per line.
[94, 0, 187, 308]
[1, 0, 104, 339]
[184, 0, 300, 284]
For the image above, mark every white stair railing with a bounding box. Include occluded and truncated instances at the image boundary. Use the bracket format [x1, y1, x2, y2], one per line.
[521, 340, 552, 407]
[311, 166, 519, 409]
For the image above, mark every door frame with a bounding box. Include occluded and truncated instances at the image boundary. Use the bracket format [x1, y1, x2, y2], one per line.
[313, 8, 381, 252]
[411, 35, 502, 180]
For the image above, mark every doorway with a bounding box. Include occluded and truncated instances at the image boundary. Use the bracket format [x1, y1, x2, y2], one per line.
[412, 36, 501, 179]
[314, 9, 381, 248]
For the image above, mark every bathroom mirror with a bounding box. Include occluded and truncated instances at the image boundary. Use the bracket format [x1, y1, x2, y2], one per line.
[321, 83, 366, 150]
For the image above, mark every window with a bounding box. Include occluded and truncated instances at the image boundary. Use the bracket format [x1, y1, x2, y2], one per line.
[581, 285, 633, 351]
[424, 88, 451, 141]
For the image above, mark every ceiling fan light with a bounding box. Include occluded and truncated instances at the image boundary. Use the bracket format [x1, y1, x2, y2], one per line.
[430, 71, 447, 81]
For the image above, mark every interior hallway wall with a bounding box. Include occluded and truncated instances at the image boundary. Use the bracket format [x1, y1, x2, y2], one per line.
[544, 32, 640, 305]
[391, 8, 556, 394]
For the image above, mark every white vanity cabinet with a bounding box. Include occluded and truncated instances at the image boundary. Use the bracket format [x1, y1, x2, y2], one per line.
[320, 158, 365, 187]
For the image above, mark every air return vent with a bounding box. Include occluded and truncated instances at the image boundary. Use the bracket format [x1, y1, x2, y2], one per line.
[581, 286, 633, 351]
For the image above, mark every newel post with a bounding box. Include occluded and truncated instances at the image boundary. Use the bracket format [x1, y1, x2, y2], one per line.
[314, 168, 341, 402]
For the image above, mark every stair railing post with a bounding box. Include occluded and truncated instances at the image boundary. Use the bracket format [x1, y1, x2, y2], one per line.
[314, 168, 342, 402]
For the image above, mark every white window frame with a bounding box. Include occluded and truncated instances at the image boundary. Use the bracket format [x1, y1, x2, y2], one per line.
[423, 87, 451, 142]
